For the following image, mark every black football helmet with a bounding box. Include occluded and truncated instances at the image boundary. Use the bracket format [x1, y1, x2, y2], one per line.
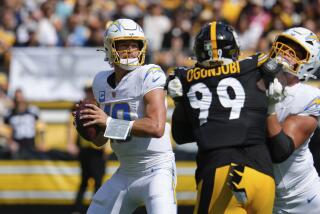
[194, 21, 240, 67]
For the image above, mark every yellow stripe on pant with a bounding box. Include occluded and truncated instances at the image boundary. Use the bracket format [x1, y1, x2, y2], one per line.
[194, 164, 275, 214]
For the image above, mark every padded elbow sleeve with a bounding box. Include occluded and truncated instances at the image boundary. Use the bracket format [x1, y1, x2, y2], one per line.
[172, 102, 195, 144]
[267, 130, 295, 163]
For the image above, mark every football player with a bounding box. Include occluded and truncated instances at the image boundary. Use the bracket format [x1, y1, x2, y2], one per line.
[266, 27, 320, 214]
[78, 19, 176, 214]
[168, 21, 277, 213]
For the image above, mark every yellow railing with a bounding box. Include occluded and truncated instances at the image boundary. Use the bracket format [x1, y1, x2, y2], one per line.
[0, 160, 197, 205]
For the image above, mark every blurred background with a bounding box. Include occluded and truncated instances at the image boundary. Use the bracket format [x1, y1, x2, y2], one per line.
[0, 0, 320, 213]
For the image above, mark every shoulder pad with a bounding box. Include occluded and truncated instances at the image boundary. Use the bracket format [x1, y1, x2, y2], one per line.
[174, 66, 189, 71]
[143, 65, 164, 79]
[139, 64, 164, 78]
[257, 52, 269, 67]
[141, 64, 161, 71]
[303, 96, 320, 116]
[173, 66, 190, 77]
[237, 53, 260, 74]
[239, 52, 268, 65]
[93, 70, 110, 82]
[302, 86, 320, 116]
[95, 70, 113, 78]
[92, 70, 110, 91]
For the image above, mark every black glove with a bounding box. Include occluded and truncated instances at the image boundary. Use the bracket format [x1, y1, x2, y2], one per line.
[261, 58, 284, 88]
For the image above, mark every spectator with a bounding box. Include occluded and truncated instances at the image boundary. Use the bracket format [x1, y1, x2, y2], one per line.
[237, 0, 271, 51]
[0, 73, 13, 158]
[4, 88, 46, 159]
[0, 73, 13, 121]
[162, 11, 191, 50]
[65, 14, 90, 46]
[143, 3, 171, 51]
[0, 8, 16, 74]
[37, 1, 58, 46]
[272, 0, 302, 28]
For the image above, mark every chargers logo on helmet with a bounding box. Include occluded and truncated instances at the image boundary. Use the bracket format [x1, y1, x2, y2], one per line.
[305, 34, 319, 43]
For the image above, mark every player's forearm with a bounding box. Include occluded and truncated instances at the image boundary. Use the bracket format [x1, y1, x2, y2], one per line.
[266, 115, 295, 163]
[130, 118, 165, 138]
[266, 114, 282, 137]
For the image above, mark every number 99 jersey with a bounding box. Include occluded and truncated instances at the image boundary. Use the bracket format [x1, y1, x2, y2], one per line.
[174, 53, 269, 151]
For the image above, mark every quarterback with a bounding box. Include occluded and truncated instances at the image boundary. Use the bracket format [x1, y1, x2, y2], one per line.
[79, 19, 176, 214]
[266, 27, 320, 214]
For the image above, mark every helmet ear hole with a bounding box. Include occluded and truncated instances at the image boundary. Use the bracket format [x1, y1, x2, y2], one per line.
[306, 41, 313, 45]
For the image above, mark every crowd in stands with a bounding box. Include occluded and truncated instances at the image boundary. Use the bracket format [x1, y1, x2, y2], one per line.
[0, 0, 320, 159]
[1, 0, 320, 73]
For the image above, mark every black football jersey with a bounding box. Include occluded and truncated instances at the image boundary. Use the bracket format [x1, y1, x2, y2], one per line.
[174, 53, 269, 152]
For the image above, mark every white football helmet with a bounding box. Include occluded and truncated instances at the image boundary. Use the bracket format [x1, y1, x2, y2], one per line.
[103, 19, 147, 70]
[269, 27, 320, 80]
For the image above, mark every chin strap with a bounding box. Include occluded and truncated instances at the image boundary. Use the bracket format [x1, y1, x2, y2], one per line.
[118, 58, 140, 70]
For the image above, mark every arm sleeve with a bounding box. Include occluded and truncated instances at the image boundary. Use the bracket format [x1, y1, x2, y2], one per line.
[267, 130, 295, 163]
[172, 101, 196, 144]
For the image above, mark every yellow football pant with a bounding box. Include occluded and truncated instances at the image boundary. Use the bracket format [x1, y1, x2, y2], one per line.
[193, 164, 275, 214]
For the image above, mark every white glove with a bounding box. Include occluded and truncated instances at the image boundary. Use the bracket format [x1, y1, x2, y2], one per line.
[168, 77, 183, 98]
[266, 78, 286, 115]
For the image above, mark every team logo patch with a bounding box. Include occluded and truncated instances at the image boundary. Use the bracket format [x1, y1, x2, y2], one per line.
[99, 91, 105, 102]
[305, 34, 319, 43]
[112, 20, 122, 31]
[304, 96, 320, 111]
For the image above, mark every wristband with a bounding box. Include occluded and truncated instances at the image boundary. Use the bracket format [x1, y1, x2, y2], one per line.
[104, 118, 133, 140]
[267, 103, 276, 115]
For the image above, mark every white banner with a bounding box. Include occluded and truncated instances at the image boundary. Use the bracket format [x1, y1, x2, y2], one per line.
[9, 47, 111, 101]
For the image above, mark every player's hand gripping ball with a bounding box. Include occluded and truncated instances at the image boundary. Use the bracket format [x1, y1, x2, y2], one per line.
[74, 99, 100, 141]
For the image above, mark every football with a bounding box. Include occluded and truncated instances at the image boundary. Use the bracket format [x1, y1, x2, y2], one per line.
[75, 99, 100, 141]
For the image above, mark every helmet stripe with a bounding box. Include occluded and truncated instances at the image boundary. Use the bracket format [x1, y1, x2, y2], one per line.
[210, 21, 218, 59]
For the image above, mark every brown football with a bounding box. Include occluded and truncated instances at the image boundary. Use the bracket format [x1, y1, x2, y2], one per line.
[75, 99, 100, 141]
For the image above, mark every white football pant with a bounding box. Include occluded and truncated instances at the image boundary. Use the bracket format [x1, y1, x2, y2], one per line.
[87, 165, 177, 214]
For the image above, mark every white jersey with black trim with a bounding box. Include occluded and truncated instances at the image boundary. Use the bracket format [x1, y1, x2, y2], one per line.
[274, 82, 320, 196]
[92, 64, 174, 174]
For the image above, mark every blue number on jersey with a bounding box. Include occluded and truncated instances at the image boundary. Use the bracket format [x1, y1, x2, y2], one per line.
[104, 103, 131, 121]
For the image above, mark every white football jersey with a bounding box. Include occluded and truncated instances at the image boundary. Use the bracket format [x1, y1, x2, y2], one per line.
[92, 64, 174, 174]
[274, 82, 320, 198]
